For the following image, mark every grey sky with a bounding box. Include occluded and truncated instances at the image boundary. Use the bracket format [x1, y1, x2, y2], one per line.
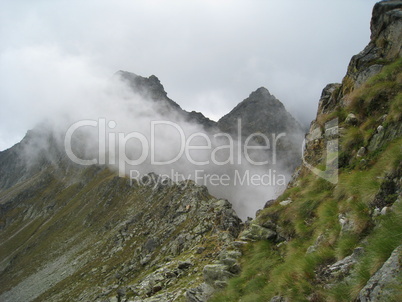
[0, 0, 378, 151]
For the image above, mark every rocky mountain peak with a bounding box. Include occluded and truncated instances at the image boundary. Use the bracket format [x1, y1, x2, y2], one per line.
[218, 86, 301, 136]
[115, 70, 220, 129]
[115, 70, 178, 107]
[216, 86, 304, 173]
[245, 87, 278, 105]
[249, 86, 271, 97]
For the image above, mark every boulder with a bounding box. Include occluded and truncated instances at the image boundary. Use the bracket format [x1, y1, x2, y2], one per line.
[319, 247, 364, 283]
[270, 296, 289, 302]
[239, 224, 276, 241]
[357, 147, 366, 158]
[345, 113, 358, 125]
[203, 264, 234, 286]
[186, 283, 214, 302]
[358, 245, 401, 301]
[178, 261, 193, 270]
[280, 199, 293, 206]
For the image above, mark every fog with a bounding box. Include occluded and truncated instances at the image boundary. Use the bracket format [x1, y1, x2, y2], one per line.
[13, 62, 292, 219]
[0, 0, 378, 150]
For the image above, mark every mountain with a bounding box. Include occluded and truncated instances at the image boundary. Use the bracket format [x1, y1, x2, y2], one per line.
[218, 87, 305, 172]
[210, 1, 402, 301]
[2, 1, 400, 302]
[0, 58, 304, 300]
[117, 71, 305, 173]
[0, 163, 243, 301]
[218, 87, 303, 136]
[0, 126, 69, 191]
[116, 70, 217, 129]
[116, 71, 305, 160]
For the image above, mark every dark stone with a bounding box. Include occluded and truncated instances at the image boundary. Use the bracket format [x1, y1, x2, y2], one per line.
[264, 199, 276, 208]
[143, 238, 159, 253]
[178, 261, 193, 270]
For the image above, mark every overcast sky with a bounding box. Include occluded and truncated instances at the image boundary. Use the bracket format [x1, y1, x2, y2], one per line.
[0, 0, 378, 151]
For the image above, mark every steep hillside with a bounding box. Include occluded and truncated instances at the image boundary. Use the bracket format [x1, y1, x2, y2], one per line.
[211, 1, 402, 301]
[0, 163, 243, 301]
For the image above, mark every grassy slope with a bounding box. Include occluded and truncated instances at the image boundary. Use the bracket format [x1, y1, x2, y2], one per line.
[210, 58, 402, 302]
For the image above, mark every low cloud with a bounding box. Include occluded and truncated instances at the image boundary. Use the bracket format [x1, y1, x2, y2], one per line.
[4, 49, 292, 219]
